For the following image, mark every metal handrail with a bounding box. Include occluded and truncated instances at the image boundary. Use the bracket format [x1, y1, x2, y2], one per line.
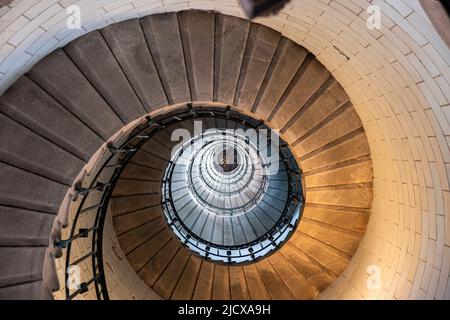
[59, 105, 305, 299]
[58, 116, 162, 300]
[161, 115, 304, 264]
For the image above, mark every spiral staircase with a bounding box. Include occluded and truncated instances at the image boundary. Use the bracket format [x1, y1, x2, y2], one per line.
[0, 10, 373, 300]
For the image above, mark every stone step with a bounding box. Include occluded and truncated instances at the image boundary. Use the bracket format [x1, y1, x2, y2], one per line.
[212, 264, 230, 300]
[234, 24, 280, 110]
[113, 179, 160, 197]
[120, 163, 163, 182]
[214, 14, 250, 104]
[255, 259, 294, 299]
[140, 138, 172, 160]
[0, 77, 103, 161]
[288, 232, 349, 276]
[117, 217, 166, 255]
[301, 205, 369, 234]
[300, 131, 371, 172]
[192, 261, 214, 299]
[0, 280, 45, 300]
[268, 252, 318, 299]
[229, 267, 250, 300]
[138, 238, 181, 287]
[242, 264, 270, 299]
[0, 162, 68, 213]
[0, 113, 84, 185]
[293, 105, 363, 157]
[141, 13, 191, 104]
[282, 81, 349, 144]
[279, 243, 335, 292]
[306, 184, 373, 209]
[171, 255, 202, 300]
[0, 280, 44, 300]
[152, 122, 183, 151]
[102, 19, 168, 112]
[269, 57, 331, 130]
[111, 193, 161, 216]
[299, 219, 362, 256]
[304, 160, 373, 188]
[153, 248, 191, 299]
[0, 206, 54, 247]
[179, 10, 215, 102]
[0, 247, 46, 288]
[130, 149, 167, 172]
[28, 49, 123, 140]
[65, 31, 146, 123]
[113, 206, 162, 236]
[252, 38, 308, 119]
[126, 228, 172, 272]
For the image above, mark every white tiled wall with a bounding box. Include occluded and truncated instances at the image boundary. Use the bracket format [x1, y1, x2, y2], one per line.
[0, 0, 449, 300]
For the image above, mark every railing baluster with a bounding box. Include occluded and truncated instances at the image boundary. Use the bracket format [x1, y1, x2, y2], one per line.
[75, 182, 110, 196]
[55, 227, 93, 249]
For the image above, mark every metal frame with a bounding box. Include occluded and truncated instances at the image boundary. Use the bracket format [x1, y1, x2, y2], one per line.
[56, 115, 163, 300]
[57, 105, 304, 299]
[161, 109, 304, 264]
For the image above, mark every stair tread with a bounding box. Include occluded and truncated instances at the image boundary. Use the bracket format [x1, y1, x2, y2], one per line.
[282, 81, 348, 144]
[192, 261, 214, 300]
[113, 179, 160, 197]
[255, 259, 295, 300]
[253, 38, 308, 119]
[0, 247, 47, 287]
[127, 228, 172, 271]
[289, 232, 349, 276]
[118, 217, 166, 254]
[0, 77, 103, 161]
[111, 193, 161, 216]
[269, 58, 330, 129]
[130, 149, 167, 171]
[153, 248, 190, 299]
[280, 243, 335, 292]
[113, 206, 162, 235]
[0, 206, 54, 246]
[301, 205, 369, 233]
[0, 113, 85, 185]
[179, 10, 215, 101]
[171, 255, 202, 300]
[301, 132, 370, 172]
[102, 19, 168, 112]
[298, 219, 362, 256]
[229, 266, 250, 300]
[214, 14, 250, 104]
[242, 264, 270, 300]
[235, 24, 280, 110]
[294, 106, 363, 157]
[139, 238, 181, 287]
[305, 160, 373, 188]
[212, 264, 230, 300]
[28, 49, 123, 140]
[0, 162, 68, 213]
[120, 163, 163, 181]
[65, 31, 146, 123]
[141, 13, 191, 104]
[268, 252, 318, 299]
[0, 280, 44, 300]
[306, 185, 373, 209]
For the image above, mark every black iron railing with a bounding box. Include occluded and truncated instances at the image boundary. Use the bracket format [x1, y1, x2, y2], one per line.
[55, 115, 164, 300]
[56, 105, 304, 299]
[161, 111, 304, 264]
